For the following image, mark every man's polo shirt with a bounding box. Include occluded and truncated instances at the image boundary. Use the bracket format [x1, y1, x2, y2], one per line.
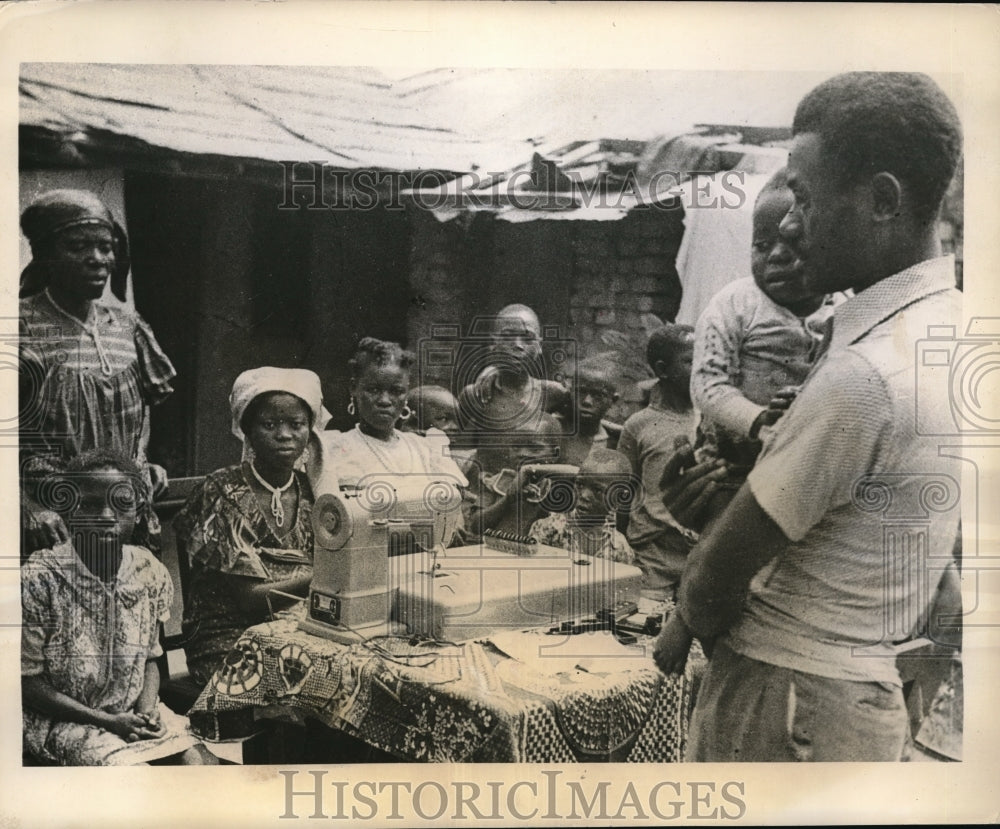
[728, 256, 962, 684]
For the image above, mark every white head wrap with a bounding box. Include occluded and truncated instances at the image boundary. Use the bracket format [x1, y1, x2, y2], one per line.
[229, 367, 330, 462]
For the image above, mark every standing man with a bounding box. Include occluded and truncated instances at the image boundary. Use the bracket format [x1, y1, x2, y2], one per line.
[654, 72, 963, 762]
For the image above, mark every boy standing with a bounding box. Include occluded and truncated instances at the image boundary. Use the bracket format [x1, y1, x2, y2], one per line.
[457, 304, 568, 477]
[557, 355, 621, 467]
[618, 324, 725, 597]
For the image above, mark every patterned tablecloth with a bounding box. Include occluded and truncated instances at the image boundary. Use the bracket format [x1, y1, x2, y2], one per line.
[189, 612, 703, 763]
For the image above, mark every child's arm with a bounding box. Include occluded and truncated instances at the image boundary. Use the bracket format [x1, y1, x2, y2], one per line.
[132, 658, 167, 735]
[464, 467, 539, 536]
[616, 423, 639, 476]
[468, 486, 520, 533]
[691, 293, 765, 439]
[20, 491, 70, 552]
[23, 675, 153, 741]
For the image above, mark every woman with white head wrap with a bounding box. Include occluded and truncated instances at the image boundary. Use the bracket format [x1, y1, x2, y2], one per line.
[176, 367, 329, 685]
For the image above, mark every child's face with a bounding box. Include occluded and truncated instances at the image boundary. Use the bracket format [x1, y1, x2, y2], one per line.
[656, 335, 694, 387]
[64, 468, 139, 549]
[492, 308, 543, 363]
[422, 396, 459, 433]
[512, 419, 561, 465]
[574, 373, 616, 426]
[352, 361, 410, 436]
[751, 189, 822, 310]
[574, 476, 612, 518]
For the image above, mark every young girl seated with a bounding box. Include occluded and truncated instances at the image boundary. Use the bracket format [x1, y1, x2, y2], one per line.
[528, 448, 635, 564]
[21, 450, 216, 765]
[177, 367, 328, 685]
[320, 339, 468, 488]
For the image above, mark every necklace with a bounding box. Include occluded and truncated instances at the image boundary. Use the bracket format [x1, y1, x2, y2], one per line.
[357, 425, 415, 473]
[249, 461, 296, 528]
[45, 289, 113, 376]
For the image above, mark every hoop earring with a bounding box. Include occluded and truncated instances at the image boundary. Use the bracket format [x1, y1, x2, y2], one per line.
[400, 404, 412, 421]
[347, 398, 356, 416]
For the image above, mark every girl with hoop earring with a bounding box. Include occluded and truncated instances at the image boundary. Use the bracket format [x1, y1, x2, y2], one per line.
[318, 338, 468, 489]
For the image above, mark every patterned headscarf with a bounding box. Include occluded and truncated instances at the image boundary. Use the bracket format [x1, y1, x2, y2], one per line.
[19, 189, 130, 301]
[229, 367, 331, 462]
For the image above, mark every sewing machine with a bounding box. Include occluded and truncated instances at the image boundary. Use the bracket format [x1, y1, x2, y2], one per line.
[298, 473, 464, 643]
[299, 467, 643, 644]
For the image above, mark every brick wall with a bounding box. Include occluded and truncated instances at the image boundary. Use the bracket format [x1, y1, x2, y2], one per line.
[406, 204, 685, 421]
[567, 207, 684, 418]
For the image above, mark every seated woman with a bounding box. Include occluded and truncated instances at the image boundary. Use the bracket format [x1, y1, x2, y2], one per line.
[319, 338, 467, 489]
[21, 450, 216, 765]
[176, 367, 328, 685]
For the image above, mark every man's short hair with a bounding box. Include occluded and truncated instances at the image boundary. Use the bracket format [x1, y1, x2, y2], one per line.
[646, 323, 694, 369]
[574, 354, 618, 391]
[793, 72, 962, 224]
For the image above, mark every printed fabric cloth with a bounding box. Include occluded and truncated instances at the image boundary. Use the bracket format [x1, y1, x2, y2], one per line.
[175, 464, 315, 685]
[528, 510, 635, 565]
[19, 291, 175, 479]
[188, 609, 701, 763]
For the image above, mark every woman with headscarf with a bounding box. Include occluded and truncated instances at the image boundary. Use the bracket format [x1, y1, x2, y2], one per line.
[175, 367, 329, 686]
[19, 189, 176, 556]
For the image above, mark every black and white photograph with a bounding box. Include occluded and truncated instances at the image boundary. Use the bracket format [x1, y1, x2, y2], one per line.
[2, 2, 998, 826]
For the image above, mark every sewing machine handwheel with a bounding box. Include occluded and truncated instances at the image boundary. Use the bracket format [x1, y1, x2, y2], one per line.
[313, 493, 353, 550]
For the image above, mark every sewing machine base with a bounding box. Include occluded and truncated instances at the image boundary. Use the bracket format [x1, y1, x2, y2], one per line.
[392, 546, 644, 643]
[300, 585, 398, 643]
[298, 614, 407, 644]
